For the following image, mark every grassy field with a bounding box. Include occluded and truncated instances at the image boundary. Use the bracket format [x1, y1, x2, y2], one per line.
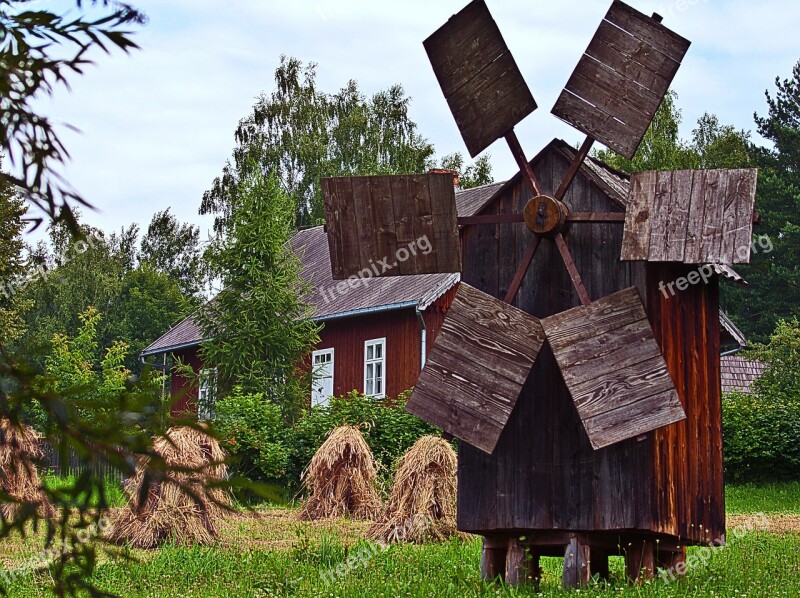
[0, 483, 797, 597]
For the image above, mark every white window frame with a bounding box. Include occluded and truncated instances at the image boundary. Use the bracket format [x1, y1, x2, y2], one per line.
[363, 338, 386, 398]
[311, 348, 335, 407]
[197, 368, 217, 421]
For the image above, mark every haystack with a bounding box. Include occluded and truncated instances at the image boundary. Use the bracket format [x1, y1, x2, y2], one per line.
[369, 435, 457, 543]
[298, 425, 382, 520]
[105, 426, 229, 549]
[0, 419, 56, 519]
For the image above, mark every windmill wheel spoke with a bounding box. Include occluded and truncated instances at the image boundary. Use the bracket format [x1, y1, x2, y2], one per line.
[554, 135, 594, 202]
[554, 233, 591, 306]
[503, 235, 541, 304]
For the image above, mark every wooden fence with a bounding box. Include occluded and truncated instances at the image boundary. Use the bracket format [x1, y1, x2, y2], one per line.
[38, 441, 126, 483]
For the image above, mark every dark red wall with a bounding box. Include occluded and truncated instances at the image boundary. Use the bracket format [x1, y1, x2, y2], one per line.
[165, 284, 458, 412]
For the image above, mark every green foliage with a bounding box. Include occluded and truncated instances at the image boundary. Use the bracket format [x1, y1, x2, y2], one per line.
[201, 56, 436, 230]
[139, 208, 205, 297]
[0, 170, 29, 345]
[437, 153, 494, 189]
[214, 387, 290, 483]
[198, 169, 320, 421]
[726, 481, 800, 515]
[722, 319, 800, 483]
[288, 390, 440, 488]
[28, 307, 166, 431]
[723, 61, 800, 342]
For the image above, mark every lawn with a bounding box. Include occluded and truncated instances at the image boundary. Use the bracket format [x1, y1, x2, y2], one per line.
[1, 483, 798, 597]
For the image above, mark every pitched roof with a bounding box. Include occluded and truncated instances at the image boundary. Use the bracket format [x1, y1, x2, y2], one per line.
[721, 355, 766, 394]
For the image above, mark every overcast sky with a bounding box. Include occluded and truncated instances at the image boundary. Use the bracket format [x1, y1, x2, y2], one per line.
[34, 0, 800, 243]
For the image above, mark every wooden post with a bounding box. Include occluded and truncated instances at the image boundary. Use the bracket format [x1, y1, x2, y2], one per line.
[657, 547, 687, 582]
[562, 536, 591, 589]
[505, 538, 538, 586]
[480, 536, 508, 582]
[626, 540, 656, 583]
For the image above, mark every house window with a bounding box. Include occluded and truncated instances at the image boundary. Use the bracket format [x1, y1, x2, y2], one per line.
[364, 338, 386, 398]
[311, 348, 334, 407]
[198, 368, 217, 420]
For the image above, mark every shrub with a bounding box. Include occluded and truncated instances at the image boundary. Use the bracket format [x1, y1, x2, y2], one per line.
[214, 387, 290, 483]
[722, 319, 800, 483]
[288, 390, 441, 489]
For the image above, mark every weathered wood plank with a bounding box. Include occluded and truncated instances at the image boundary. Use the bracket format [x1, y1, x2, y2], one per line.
[562, 537, 591, 589]
[323, 174, 459, 278]
[552, 89, 639, 159]
[570, 354, 677, 420]
[604, 0, 691, 64]
[698, 169, 727, 263]
[428, 173, 462, 273]
[407, 283, 544, 453]
[620, 171, 655, 260]
[424, 0, 535, 157]
[582, 388, 685, 450]
[647, 171, 673, 262]
[543, 287, 645, 351]
[563, 55, 658, 133]
[585, 20, 678, 93]
[321, 177, 360, 279]
[724, 168, 758, 263]
[662, 169, 693, 261]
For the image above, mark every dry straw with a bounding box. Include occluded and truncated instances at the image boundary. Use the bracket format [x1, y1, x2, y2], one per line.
[106, 426, 229, 549]
[0, 419, 56, 520]
[298, 425, 382, 521]
[369, 435, 457, 543]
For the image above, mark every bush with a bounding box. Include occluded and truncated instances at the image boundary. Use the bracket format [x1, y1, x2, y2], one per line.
[722, 319, 800, 483]
[288, 390, 441, 489]
[214, 387, 290, 483]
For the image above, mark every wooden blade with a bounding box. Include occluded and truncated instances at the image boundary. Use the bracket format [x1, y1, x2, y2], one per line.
[322, 173, 461, 279]
[407, 283, 545, 454]
[620, 169, 759, 264]
[551, 0, 690, 159]
[424, 0, 537, 157]
[541, 287, 686, 450]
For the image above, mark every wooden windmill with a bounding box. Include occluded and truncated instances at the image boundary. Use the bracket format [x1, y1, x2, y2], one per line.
[322, 0, 758, 587]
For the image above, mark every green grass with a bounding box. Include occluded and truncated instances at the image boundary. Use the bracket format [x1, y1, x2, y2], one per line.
[726, 481, 800, 514]
[41, 475, 127, 509]
[1, 482, 798, 597]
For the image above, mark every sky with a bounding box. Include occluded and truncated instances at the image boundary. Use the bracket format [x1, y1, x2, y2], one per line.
[33, 0, 800, 243]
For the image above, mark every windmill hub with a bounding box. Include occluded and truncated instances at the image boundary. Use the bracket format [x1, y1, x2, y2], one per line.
[523, 195, 568, 236]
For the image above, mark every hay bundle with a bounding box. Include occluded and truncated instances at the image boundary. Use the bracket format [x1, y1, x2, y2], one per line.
[0, 419, 56, 520]
[106, 426, 229, 549]
[298, 425, 382, 520]
[369, 435, 457, 543]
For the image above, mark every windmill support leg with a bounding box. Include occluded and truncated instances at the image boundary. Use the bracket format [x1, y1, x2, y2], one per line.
[562, 536, 591, 589]
[626, 539, 656, 583]
[657, 547, 688, 582]
[480, 536, 508, 582]
[505, 538, 539, 586]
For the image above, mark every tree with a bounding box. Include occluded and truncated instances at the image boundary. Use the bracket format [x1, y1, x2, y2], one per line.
[437, 153, 494, 189]
[0, 165, 29, 345]
[722, 62, 800, 342]
[140, 209, 205, 298]
[197, 168, 320, 422]
[201, 56, 436, 231]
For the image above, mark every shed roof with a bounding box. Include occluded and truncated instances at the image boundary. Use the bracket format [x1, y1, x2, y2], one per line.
[721, 355, 766, 394]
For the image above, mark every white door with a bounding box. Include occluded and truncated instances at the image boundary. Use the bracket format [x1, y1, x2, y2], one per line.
[311, 349, 334, 407]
